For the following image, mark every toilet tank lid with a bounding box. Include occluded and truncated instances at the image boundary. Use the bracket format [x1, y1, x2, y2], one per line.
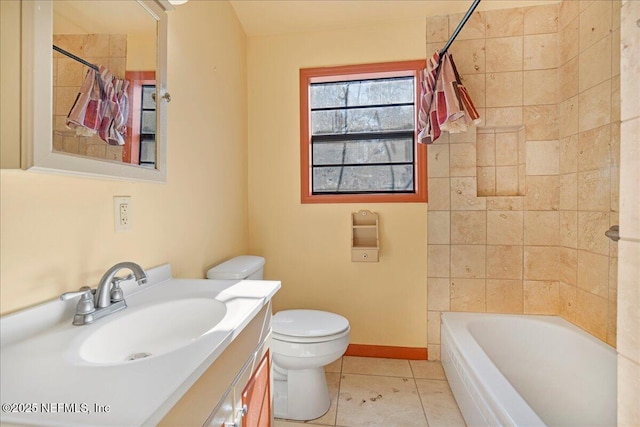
[206, 255, 265, 280]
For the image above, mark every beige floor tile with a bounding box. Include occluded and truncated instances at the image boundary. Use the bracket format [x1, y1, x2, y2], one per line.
[336, 374, 428, 427]
[341, 356, 412, 377]
[325, 357, 343, 374]
[409, 360, 446, 380]
[416, 379, 466, 427]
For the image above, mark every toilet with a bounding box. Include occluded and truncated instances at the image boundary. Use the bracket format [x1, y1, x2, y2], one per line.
[207, 256, 350, 421]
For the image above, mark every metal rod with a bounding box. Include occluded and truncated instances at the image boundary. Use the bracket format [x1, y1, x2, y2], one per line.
[439, 0, 482, 57]
[53, 44, 99, 72]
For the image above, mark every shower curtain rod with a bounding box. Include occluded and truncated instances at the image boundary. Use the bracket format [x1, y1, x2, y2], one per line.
[439, 0, 481, 59]
[53, 44, 99, 72]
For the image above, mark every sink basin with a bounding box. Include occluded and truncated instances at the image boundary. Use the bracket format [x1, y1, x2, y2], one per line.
[76, 298, 227, 364]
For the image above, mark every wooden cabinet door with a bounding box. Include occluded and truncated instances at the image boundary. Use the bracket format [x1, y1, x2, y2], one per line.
[241, 351, 271, 427]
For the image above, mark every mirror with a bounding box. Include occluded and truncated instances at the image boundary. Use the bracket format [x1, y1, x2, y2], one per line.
[18, 0, 169, 182]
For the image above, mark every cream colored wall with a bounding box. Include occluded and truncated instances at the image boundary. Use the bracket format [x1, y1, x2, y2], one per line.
[0, 0, 249, 314]
[247, 22, 429, 348]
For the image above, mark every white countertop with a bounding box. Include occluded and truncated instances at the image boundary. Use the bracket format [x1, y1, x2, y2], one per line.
[0, 264, 280, 426]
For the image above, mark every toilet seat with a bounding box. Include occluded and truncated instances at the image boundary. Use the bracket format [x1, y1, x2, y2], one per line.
[272, 310, 349, 343]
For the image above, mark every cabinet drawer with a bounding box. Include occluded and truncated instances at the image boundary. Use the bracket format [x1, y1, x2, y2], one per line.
[351, 248, 378, 262]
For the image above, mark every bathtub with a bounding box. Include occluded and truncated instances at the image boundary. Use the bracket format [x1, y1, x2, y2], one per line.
[441, 312, 616, 427]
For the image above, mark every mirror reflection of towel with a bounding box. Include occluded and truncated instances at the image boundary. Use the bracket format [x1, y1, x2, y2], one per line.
[418, 51, 480, 144]
[66, 66, 129, 146]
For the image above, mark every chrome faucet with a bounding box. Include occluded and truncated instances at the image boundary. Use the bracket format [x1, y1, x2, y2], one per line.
[60, 262, 147, 325]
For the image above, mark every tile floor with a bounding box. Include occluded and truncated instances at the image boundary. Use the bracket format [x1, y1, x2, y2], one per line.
[274, 356, 466, 427]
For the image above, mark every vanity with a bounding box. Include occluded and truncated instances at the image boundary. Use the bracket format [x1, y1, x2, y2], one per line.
[0, 264, 280, 426]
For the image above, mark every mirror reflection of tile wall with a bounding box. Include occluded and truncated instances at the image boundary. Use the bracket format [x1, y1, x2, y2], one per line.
[52, 34, 126, 162]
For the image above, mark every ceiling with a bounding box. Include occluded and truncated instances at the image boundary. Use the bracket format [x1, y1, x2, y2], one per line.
[229, 0, 559, 37]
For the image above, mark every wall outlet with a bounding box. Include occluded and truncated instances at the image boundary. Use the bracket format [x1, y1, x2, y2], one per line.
[114, 196, 132, 232]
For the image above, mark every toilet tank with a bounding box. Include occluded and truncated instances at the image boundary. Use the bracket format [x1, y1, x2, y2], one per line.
[206, 255, 265, 280]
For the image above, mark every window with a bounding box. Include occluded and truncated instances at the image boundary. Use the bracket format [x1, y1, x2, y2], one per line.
[124, 71, 156, 167]
[300, 60, 427, 204]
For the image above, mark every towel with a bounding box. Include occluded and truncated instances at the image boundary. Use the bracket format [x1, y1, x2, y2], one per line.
[418, 51, 481, 144]
[66, 66, 129, 146]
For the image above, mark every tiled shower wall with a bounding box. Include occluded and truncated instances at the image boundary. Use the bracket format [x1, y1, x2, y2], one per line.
[52, 34, 127, 161]
[425, 0, 621, 359]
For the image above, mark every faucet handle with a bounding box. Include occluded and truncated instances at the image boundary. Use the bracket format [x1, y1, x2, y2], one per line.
[110, 275, 132, 302]
[60, 286, 95, 315]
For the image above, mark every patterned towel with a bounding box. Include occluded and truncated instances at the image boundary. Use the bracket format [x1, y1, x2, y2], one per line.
[418, 51, 481, 144]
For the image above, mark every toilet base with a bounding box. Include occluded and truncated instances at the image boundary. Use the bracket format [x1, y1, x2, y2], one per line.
[273, 364, 330, 420]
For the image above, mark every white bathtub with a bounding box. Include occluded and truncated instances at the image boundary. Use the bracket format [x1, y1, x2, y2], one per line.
[441, 312, 617, 427]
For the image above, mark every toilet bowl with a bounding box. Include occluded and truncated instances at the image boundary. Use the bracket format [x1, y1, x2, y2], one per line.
[207, 256, 350, 421]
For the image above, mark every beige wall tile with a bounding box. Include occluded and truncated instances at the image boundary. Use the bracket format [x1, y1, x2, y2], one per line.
[560, 209, 578, 248]
[560, 247, 578, 286]
[427, 144, 450, 178]
[109, 34, 127, 58]
[449, 127, 477, 143]
[486, 37, 523, 72]
[559, 281, 577, 321]
[524, 280, 560, 314]
[56, 58, 85, 87]
[578, 80, 612, 133]
[451, 245, 486, 279]
[611, 74, 621, 123]
[618, 239, 640, 362]
[487, 245, 523, 279]
[559, 173, 578, 210]
[524, 33, 559, 70]
[612, 28, 621, 78]
[84, 34, 110, 57]
[427, 211, 450, 245]
[428, 177, 451, 210]
[450, 143, 477, 177]
[449, 10, 486, 40]
[558, 57, 579, 102]
[618, 356, 640, 426]
[559, 0, 579, 29]
[524, 69, 558, 105]
[428, 311, 441, 345]
[619, 119, 640, 240]
[496, 166, 520, 196]
[486, 72, 523, 107]
[451, 177, 486, 210]
[485, 8, 524, 38]
[524, 246, 559, 280]
[559, 96, 579, 138]
[484, 107, 524, 128]
[525, 176, 560, 211]
[451, 211, 486, 244]
[577, 169, 611, 212]
[559, 135, 579, 174]
[560, 17, 580, 64]
[427, 278, 450, 311]
[477, 167, 496, 196]
[607, 297, 617, 347]
[487, 279, 524, 313]
[575, 288, 608, 341]
[426, 15, 449, 43]
[495, 131, 519, 166]
[577, 212, 611, 255]
[449, 39, 486, 75]
[486, 196, 524, 211]
[577, 250, 610, 298]
[579, 35, 612, 92]
[476, 131, 495, 166]
[428, 244, 450, 278]
[487, 211, 523, 245]
[524, 3, 559, 35]
[620, 2, 640, 121]
[524, 105, 559, 140]
[578, 124, 612, 172]
[450, 278, 486, 311]
[525, 211, 560, 246]
[527, 140, 560, 175]
[579, 0, 613, 52]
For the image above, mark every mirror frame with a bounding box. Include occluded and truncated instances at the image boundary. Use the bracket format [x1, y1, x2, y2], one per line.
[21, 0, 170, 183]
